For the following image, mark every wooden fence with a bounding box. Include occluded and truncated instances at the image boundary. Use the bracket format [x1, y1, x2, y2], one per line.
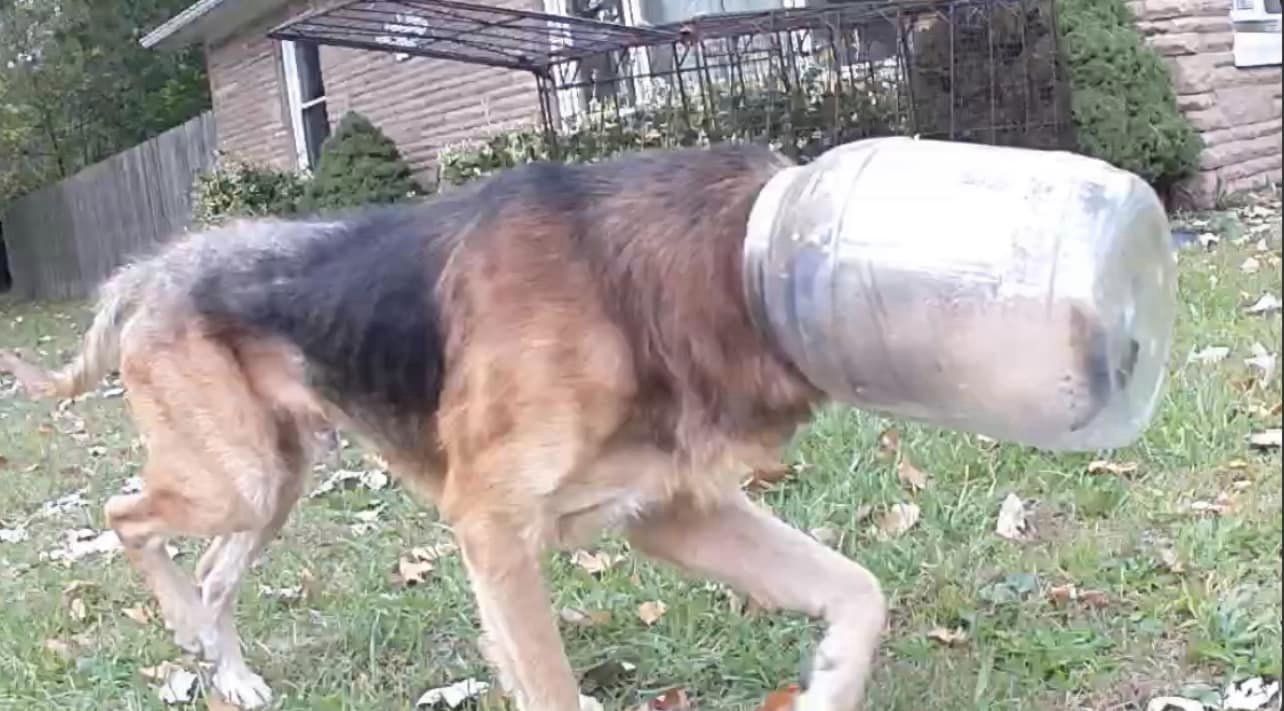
[1, 111, 217, 300]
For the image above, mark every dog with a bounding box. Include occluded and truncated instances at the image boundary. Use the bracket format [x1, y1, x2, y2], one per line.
[0, 143, 886, 710]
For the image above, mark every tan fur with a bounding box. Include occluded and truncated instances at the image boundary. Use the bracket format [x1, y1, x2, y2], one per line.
[1, 145, 887, 710]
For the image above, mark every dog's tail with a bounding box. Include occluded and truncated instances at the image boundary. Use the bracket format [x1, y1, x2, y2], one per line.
[0, 262, 153, 400]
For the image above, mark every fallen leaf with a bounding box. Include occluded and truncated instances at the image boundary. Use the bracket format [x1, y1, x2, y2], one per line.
[744, 464, 795, 492]
[1244, 343, 1277, 379]
[43, 638, 78, 661]
[1224, 676, 1281, 710]
[415, 678, 491, 708]
[0, 527, 28, 543]
[974, 434, 999, 450]
[1190, 492, 1237, 516]
[145, 661, 198, 705]
[637, 600, 668, 626]
[580, 659, 637, 693]
[1157, 548, 1186, 574]
[809, 526, 840, 547]
[409, 542, 457, 562]
[1087, 460, 1139, 476]
[1245, 293, 1282, 315]
[877, 428, 901, 458]
[877, 502, 920, 538]
[571, 550, 623, 576]
[394, 554, 435, 587]
[1188, 345, 1230, 364]
[756, 684, 803, 711]
[1241, 256, 1261, 273]
[310, 468, 390, 497]
[897, 457, 929, 492]
[1077, 589, 1110, 608]
[995, 493, 1031, 541]
[926, 626, 968, 646]
[43, 528, 122, 563]
[1146, 697, 1206, 711]
[1197, 231, 1220, 249]
[560, 607, 612, 627]
[1226, 459, 1250, 470]
[1248, 429, 1281, 449]
[853, 503, 874, 523]
[1047, 583, 1078, 605]
[122, 605, 152, 625]
[643, 687, 692, 710]
[69, 598, 88, 621]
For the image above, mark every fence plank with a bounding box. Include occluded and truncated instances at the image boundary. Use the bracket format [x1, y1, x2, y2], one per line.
[1, 111, 217, 301]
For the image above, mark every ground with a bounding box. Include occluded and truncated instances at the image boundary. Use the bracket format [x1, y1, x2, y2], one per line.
[0, 191, 1280, 711]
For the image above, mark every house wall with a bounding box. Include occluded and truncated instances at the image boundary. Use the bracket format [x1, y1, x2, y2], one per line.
[203, 0, 544, 183]
[1130, 0, 1282, 207]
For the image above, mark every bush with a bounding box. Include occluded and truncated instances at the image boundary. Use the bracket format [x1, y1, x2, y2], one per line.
[300, 111, 423, 211]
[1058, 0, 1201, 193]
[438, 68, 904, 187]
[191, 157, 307, 227]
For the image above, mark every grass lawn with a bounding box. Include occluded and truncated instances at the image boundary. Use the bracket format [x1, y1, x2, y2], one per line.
[0, 191, 1280, 711]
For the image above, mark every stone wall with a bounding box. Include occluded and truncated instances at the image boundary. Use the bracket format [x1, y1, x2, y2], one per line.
[1129, 0, 1282, 208]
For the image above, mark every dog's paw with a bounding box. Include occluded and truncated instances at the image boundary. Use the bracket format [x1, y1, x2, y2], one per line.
[212, 665, 273, 709]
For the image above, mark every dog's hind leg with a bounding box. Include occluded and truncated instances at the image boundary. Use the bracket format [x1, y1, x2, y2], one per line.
[627, 491, 886, 711]
[105, 492, 207, 655]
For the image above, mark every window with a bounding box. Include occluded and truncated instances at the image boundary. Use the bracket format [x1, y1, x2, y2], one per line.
[281, 39, 331, 169]
[1231, 0, 1282, 68]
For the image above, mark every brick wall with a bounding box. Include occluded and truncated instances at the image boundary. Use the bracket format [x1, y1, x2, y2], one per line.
[203, 0, 543, 183]
[1130, 0, 1282, 207]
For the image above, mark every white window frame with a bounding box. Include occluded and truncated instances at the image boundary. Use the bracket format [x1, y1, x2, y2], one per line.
[1231, 0, 1282, 68]
[280, 39, 329, 170]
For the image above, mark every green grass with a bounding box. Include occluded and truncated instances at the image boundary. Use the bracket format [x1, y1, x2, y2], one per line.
[1, 194, 1280, 711]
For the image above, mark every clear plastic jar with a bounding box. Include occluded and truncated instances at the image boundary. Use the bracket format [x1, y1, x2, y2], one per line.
[743, 137, 1178, 452]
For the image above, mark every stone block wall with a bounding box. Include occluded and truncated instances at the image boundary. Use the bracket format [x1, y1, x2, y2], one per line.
[1129, 0, 1282, 207]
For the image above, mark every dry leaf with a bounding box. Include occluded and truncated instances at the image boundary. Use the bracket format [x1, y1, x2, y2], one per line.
[1157, 548, 1186, 574]
[1245, 293, 1282, 315]
[897, 458, 929, 492]
[153, 663, 198, 705]
[926, 626, 968, 646]
[995, 493, 1031, 541]
[0, 527, 28, 543]
[1241, 256, 1261, 273]
[560, 607, 612, 627]
[1248, 429, 1281, 449]
[1190, 492, 1236, 516]
[853, 503, 874, 523]
[44, 528, 121, 563]
[395, 555, 435, 587]
[637, 600, 668, 626]
[1226, 459, 1250, 470]
[68, 598, 88, 622]
[1197, 231, 1219, 249]
[642, 687, 692, 711]
[1224, 677, 1281, 710]
[1047, 583, 1078, 605]
[809, 526, 840, 547]
[123, 605, 152, 625]
[877, 428, 901, 458]
[409, 542, 457, 562]
[415, 678, 491, 708]
[1245, 343, 1277, 379]
[743, 464, 795, 492]
[1147, 697, 1207, 711]
[757, 684, 803, 711]
[44, 638, 78, 661]
[1078, 589, 1110, 608]
[877, 502, 921, 538]
[1188, 346, 1230, 364]
[1087, 460, 1139, 476]
[571, 550, 623, 575]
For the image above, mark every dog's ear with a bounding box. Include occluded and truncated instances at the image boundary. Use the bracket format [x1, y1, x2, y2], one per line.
[0, 349, 59, 399]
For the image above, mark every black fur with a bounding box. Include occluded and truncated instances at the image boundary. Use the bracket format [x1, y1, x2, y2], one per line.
[191, 204, 456, 421]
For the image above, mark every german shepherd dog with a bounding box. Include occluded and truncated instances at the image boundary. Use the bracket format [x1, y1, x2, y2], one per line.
[1, 144, 885, 710]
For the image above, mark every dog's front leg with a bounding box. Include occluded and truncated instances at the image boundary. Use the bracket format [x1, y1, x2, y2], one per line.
[454, 514, 586, 711]
[627, 491, 886, 711]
